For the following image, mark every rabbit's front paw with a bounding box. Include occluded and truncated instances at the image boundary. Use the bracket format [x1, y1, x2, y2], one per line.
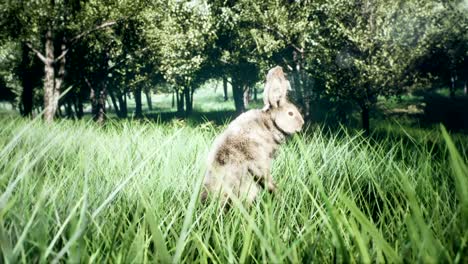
[267, 181, 277, 193]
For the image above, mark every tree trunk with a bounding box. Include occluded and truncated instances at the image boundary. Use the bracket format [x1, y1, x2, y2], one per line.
[361, 105, 370, 136]
[223, 76, 228, 101]
[303, 75, 312, 119]
[74, 94, 84, 119]
[231, 77, 245, 114]
[90, 82, 107, 124]
[123, 92, 128, 117]
[191, 88, 195, 110]
[464, 80, 467, 95]
[450, 73, 456, 98]
[90, 87, 97, 119]
[73, 97, 79, 118]
[134, 87, 143, 118]
[184, 87, 193, 116]
[65, 98, 74, 118]
[109, 91, 120, 115]
[145, 90, 153, 111]
[190, 87, 195, 114]
[116, 90, 127, 118]
[291, 70, 304, 106]
[42, 29, 68, 122]
[172, 91, 175, 108]
[57, 104, 63, 117]
[177, 90, 184, 116]
[54, 35, 66, 102]
[20, 43, 33, 117]
[106, 98, 113, 111]
[292, 50, 306, 115]
[253, 87, 257, 101]
[96, 84, 107, 124]
[43, 27, 56, 123]
[77, 97, 84, 119]
[88, 81, 96, 117]
[243, 85, 250, 108]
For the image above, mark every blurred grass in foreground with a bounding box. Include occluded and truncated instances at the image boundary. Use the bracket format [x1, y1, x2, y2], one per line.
[0, 116, 467, 263]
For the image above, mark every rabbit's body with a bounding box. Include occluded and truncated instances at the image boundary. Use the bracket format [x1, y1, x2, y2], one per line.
[202, 102, 304, 205]
[263, 66, 292, 111]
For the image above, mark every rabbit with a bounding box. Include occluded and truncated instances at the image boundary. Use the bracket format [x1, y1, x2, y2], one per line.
[262, 66, 292, 112]
[201, 101, 304, 207]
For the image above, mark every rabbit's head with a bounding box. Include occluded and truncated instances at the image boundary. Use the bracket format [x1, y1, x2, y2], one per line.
[271, 101, 304, 134]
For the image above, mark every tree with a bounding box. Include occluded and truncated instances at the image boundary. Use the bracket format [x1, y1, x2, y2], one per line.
[77, 33, 114, 123]
[17, 43, 43, 116]
[111, 17, 156, 119]
[288, 0, 441, 134]
[225, 0, 451, 133]
[208, 0, 269, 113]
[412, 1, 468, 97]
[0, 41, 21, 109]
[0, 0, 129, 122]
[208, 0, 336, 116]
[148, 0, 215, 116]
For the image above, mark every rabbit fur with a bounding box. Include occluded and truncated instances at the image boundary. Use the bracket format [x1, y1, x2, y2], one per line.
[201, 101, 304, 206]
[262, 66, 292, 111]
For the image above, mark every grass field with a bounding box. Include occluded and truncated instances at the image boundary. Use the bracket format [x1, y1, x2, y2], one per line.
[0, 118, 467, 263]
[1, 90, 468, 263]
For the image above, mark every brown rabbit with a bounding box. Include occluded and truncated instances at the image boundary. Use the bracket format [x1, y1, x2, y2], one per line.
[201, 101, 304, 206]
[262, 66, 292, 111]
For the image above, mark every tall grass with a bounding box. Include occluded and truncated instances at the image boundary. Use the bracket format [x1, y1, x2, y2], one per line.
[0, 116, 467, 263]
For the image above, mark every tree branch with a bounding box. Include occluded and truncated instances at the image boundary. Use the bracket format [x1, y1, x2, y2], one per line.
[281, 57, 294, 71]
[26, 43, 47, 64]
[70, 20, 117, 44]
[84, 76, 93, 90]
[263, 25, 304, 54]
[55, 49, 70, 63]
[106, 47, 150, 71]
[55, 20, 118, 63]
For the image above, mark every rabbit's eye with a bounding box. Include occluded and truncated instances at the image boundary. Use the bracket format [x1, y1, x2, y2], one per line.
[288, 111, 294, 116]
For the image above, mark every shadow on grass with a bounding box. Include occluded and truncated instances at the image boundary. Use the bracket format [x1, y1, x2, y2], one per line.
[377, 91, 468, 133]
[421, 93, 468, 133]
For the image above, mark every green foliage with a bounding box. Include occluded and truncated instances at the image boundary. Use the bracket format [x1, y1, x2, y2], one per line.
[0, 42, 21, 103]
[309, 1, 437, 103]
[0, 116, 467, 262]
[147, 0, 215, 89]
[1, 0, 114, 46]
[410, 0, 468, 90]
[1, 0, 467, 126]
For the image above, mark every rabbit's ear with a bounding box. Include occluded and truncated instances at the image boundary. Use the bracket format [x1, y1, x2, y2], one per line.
[273, 104, 304, 134]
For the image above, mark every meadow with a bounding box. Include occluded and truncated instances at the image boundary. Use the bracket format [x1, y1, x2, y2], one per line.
[0, 88, 467, 263]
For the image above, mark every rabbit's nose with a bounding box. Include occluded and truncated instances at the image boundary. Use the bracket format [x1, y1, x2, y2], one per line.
[298, 117, 305, 126]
